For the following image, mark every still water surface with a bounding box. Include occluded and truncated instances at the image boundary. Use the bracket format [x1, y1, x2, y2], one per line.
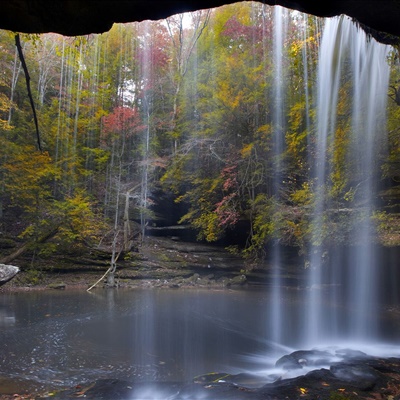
[0, 287, 399, 393]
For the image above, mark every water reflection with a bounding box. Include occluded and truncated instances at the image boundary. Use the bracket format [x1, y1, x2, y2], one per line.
[0, 307, 15, 326]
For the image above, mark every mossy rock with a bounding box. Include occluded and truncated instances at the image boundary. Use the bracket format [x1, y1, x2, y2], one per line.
[47, 282, 66, 290]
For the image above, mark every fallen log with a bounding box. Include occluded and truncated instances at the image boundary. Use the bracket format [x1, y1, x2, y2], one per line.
[0, 226, 59, 264]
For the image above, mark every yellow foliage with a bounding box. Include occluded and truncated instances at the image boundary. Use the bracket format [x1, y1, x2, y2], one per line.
[4, 146, 59, 212]
[0, 93, 12, 130]
[289, 41, 302, 58]
[330, 125, 350, 199]
[58, 192, 103, 243]
[193, 211, 222, 242]
[256, 124, 272, 141]
[235, 3, 252, 25]
[240, 143, 254, 158]
[291, 182, 312, 205]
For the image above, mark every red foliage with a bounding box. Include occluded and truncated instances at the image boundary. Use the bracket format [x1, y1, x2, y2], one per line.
[221, 165, 238, 191]
[136, 22, 170, 92]
[215, 193, 239, 227]
[101, 106, 146, 148]
[222, 16, 264, 44]
[215, 163, 240, 227]
[102, 106, 145, 136]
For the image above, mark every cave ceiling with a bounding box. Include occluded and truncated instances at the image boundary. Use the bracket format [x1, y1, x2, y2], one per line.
[1, 0, 399, 45]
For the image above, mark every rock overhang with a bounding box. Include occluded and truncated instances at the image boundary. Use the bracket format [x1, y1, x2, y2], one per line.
[0, 0, 399, 45]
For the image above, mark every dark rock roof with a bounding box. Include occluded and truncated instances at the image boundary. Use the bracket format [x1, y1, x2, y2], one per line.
[1, 1, 399, 45]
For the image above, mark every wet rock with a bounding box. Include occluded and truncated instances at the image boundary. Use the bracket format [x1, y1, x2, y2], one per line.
[334, 348, 368, 359]
[366, 356, 400, 374]
[261, 368, 336, 397]
[266, 355, 400, 399]
[293, 349, 334, 367]
[275, 349, 332, 370]
[36, 355, 400, 400]
[275, 354, 304, 370]
[330, 363, 380, 390]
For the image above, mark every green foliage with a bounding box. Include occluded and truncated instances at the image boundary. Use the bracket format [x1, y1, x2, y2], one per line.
[329, 125, 350, 200]
[291, 182, 313, 206]
[373, 211, 400, 246]
[244, 194, 274, 258]
[246, 192, 312, 258]
[21, 268, 44, 285]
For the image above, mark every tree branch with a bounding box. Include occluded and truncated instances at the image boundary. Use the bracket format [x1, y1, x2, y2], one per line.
[15, 34, 42, 151]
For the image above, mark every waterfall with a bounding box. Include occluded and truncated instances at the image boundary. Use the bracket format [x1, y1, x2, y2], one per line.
[347, 21, 390, 340]
[269, 5, 288, 346]
[305, 16, 351, 345]
[139, 21, 153, 242]
[303, 16, 391, 346]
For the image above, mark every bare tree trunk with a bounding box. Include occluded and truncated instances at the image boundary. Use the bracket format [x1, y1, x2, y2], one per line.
[8, 46, 23, 124]
[87, 231, 122, 291]
[166, 10, 210, 153]
[123, 190, 131, 252]
[123, 184, 140, 252]
[106, 232, 119, 287]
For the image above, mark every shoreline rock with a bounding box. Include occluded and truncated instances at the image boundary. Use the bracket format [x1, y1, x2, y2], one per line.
[33, 353, 400, 399]
[0, 264, 19, 286]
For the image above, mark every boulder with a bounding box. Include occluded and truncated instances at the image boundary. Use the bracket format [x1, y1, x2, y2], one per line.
[0, 264, 19, 286]
[275, 349, 333, 370]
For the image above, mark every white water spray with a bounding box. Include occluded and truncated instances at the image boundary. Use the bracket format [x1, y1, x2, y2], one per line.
[303, 16, 391, 346]
[269, 5, 288, 346]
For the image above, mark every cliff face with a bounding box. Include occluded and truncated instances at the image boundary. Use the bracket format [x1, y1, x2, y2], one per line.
[0, 0, 399, 44]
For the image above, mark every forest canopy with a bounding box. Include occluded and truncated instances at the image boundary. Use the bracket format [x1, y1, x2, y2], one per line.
[0, 2, 399, 267]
